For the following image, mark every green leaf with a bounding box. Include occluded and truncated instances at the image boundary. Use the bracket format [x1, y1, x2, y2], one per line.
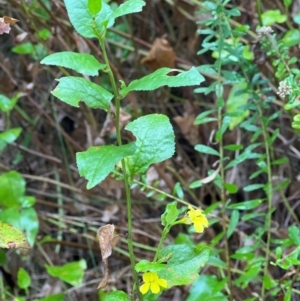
[0, 250, 6, 264]
[112, 0, 145, 20]
[227, 210, 239, 238]
[120, 67, 204, 97]
[41, 52, 106, 76]
[64, 0, 144, 38]
[242, 44, 254, 60]
[12, 42, 35, 54]
[63, 0, 114, 38]
[234, 264, 262, 287]
[0, 171, 25, 207]
[161, 202, 179, 226]
[194, 144, 220, 156]
[173, 182, 183, 199]
[34, 293, 65, 301]
[0, 128, 22, 152]
[175, 233, 194, 245]
[37, 28, 52, 40]
[241, 212, 265, 221]
[88, 0, 102, 15]
[186, 275, 227, 301]
[293, 13, 300, 25]
[17, 267, 31, 289]
[158, 244, 209, 287]
[189, 180, 202, 189]
[224, 183, 238, 194]
[282, 29, 300, 47]
[19, 207, 39, 246]
[0, 93, 21, 112]
[45, 259, 87, 286]
[125, 114, 175, 178]
[14, 298, 26, 301]
[284, 101, 300, 110]
[52, 77, 113, 111]
[20, 196, 36, 208]
[135, 260, 166, 273]
[0, 207, 39, 246]
[0, 95, 12, 112]
[274, 178, 291, 191]
[228, 199, 262, 210]
[207, 256, 227, 269]
[225, 143, 261, 169]
[284, 288, 292, 301]
[261, 9, 287, 26]
[77, 143, 136, 189]
[104, 291, 129, 301]
[194, 109, 217, 125]
[243, 184, 265, 192]
[271, 157, 288, 165]
[0, 222, 30, 249]
[216, 116, 231, 141]
[226, 82, 249, 130]
[224, 144, 243, 151]
[288, 225, 300, 246]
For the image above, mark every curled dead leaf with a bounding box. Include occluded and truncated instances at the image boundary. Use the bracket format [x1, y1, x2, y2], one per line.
[173, 115, 200, 146]
[98, 224, 115, 260]
[201, 162, 221, 184]
[3, 16, 19, 25]
[141, 38, 175, 71]
[97, 224, 119, 289]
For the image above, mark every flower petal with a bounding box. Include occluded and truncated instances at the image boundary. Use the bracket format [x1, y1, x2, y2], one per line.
[140, 283, 150, 295]
[189, 208, 204, 221]
[194, 221, 204, 233]
[143, 272, 153, 282]
[149, 272, 159, 281]
[197, 215, 208, 227]
[156, 278, 168, 288]
[150, 283, 160, 294]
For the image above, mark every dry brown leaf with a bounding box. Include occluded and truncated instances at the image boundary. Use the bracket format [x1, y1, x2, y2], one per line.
[3, 16, 19, 25]
[97, 224, 115, 289]
[141, 38, 175, 71]
[73, 32, 90, 54]
[173, 115, 200, 146]
[99, 175, 123, 199]
[98, 224, 115, 259]
[100, 104, 131, 137]
[101, 204, 119, 223]
[200, 162, 221, 184]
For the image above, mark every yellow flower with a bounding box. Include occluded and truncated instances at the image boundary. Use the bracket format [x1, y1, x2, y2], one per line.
[139, 272, 167, 295]
[183, 206, 208, 233]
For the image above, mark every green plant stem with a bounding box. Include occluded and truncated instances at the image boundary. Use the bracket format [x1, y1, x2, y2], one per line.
[256, 0, 263, 26]
[215, 4, 233, 300]
[153, 226, 170, 262]
[99, 37, 141, 301]
[217, 114, 233, 301]
[258, 105, 273, 300]
[0, 275, 4, 300]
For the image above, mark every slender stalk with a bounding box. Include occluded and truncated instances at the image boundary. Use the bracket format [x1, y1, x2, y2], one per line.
[258, 105, 273, 301]
[153, 226, 170, 262]
[256, 0, 263, 26]
[215, 4, 233, 300]
[99, 37, 142, 300]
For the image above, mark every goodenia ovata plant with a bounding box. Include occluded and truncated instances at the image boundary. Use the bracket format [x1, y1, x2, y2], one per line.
[41, 0, 209, 299]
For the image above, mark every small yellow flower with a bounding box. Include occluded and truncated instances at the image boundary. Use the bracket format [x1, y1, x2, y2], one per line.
[183, 206, 208, 233]
[139, 272, 167, 295]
